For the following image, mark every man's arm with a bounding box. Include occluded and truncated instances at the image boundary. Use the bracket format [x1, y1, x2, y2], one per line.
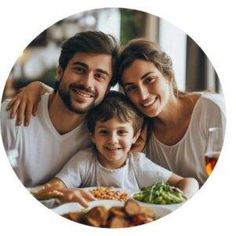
[30, 177, 96, 207]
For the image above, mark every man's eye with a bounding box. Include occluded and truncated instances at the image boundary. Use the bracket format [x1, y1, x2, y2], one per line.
[95, 73, 106, 81]
[75, 67, 85, 73]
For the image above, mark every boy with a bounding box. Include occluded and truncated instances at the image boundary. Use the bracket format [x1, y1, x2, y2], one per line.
[31, 91, 199, 206]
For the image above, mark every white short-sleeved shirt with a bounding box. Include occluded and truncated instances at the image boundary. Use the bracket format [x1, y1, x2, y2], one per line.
[144, 93, 226, 186]
[56, 147, 172, 193]
[0, 94, 91, 187]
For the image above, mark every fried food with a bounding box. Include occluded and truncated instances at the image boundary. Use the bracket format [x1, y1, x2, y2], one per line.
[62, 199, 156, 228]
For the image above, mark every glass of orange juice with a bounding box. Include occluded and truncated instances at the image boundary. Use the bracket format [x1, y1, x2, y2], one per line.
[204, 127, 224, 175]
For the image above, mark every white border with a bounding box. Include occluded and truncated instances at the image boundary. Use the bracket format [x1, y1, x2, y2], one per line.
[0, 1, 235, 235]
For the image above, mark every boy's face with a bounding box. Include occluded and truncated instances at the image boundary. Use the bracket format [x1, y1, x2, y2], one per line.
[57, 52, 112, 114]
[91, 118, 138, 169]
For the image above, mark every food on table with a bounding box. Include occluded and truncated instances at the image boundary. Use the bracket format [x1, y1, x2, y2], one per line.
[133, 182, 187, 204]
[89, 187, 129, 201]
[63, 212, 82, 222]
[62, 199, 156, 228]
[86, 206, 109, 227]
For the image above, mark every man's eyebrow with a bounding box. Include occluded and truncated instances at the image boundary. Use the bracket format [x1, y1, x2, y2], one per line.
[72, 61, 88, 68]
[72, 62, 110, 77]
[95, 69, 110, 77]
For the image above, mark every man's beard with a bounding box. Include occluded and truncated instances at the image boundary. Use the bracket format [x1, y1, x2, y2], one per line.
[58, 85, 96, 114]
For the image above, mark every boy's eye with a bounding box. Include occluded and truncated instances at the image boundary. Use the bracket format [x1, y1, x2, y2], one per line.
[98, 130, 108, 135]
[118, 130, 128, 136]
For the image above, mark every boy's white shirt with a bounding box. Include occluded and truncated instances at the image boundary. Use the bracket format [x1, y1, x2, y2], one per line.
[56, 147, 172, 193]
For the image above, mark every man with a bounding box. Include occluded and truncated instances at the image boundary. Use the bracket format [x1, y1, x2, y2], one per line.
[1, 31, 119, 193]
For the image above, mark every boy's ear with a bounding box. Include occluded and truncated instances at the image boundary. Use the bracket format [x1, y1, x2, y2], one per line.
[132, 129, 141, 144]
[90, 132, 96, 144]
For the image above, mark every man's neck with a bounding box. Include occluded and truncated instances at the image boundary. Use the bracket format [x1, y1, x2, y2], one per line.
[48, 93, 85, 135]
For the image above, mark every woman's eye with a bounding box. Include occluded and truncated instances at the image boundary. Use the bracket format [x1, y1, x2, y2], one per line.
[145, 77, 156, 84]
[126, 85, 137, 93]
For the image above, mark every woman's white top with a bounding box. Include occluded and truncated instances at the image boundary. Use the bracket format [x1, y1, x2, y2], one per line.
[144, 93, 226, 186]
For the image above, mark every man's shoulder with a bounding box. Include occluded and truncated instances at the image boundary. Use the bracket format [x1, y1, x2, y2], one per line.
[0, 99, 16, 126]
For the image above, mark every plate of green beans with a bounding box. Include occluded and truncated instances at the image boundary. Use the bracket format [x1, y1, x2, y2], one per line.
[132, 182, 187, 210]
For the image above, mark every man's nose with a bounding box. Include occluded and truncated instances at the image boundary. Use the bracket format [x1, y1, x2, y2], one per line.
[81, 72, 94, 88]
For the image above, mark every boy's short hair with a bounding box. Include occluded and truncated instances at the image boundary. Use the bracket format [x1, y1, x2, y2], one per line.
[86, 91, 144, 135]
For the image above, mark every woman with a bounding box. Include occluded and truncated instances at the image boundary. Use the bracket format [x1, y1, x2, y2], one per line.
[116, 39, 225, 186]
[5, 39, 226, 186]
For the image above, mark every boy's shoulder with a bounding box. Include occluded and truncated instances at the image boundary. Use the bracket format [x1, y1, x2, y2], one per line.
[129, 152, 149, 164]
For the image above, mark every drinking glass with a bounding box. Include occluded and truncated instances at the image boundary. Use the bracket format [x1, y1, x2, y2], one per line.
[204, 127, 224, 175]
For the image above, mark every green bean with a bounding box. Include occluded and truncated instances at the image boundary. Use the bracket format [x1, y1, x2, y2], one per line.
[134, 182, 186, 204]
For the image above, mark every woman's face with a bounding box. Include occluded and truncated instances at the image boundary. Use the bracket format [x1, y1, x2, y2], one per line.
[121, 59, 172, 118]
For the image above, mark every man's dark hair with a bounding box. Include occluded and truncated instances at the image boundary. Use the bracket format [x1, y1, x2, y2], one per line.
[57, 31, 119, 87]
[86, 91, 144, 135]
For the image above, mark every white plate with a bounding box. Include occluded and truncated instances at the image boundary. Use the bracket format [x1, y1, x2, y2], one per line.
[52, 202, 83, 215]
[52, 199, 171, 220]
[131, 192, 185, 211]
[133, 200, 184, 211]
[86, 199, 124, 210]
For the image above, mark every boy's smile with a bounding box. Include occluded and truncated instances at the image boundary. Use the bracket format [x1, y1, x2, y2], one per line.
[91, 118, 138, 169]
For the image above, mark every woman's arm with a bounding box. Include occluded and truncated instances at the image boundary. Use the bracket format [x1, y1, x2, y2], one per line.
[167, 174, 199, 199]
[7, 81, 53, 126]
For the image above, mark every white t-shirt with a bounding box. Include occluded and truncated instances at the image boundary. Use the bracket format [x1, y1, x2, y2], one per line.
[56, 147, 172, 193]
[0, 94, 91, 187]
[144, 93, 226, 186]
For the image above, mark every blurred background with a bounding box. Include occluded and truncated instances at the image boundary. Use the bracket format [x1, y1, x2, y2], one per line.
[2, 8, 222, 101]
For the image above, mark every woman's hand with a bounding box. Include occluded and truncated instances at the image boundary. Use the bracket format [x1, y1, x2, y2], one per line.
[6, 81, 53, 126]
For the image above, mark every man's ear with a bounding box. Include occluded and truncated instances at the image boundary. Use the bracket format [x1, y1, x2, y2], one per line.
[57, 67, 63, 81]
[105, 86, 111, 95]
